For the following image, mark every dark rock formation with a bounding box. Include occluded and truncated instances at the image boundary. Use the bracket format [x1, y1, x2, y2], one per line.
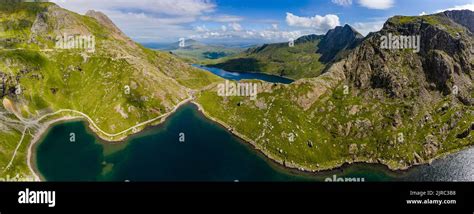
[340, 11, 473, 103]
[443, 10, 474, 33]
[317, 24, 364, 63]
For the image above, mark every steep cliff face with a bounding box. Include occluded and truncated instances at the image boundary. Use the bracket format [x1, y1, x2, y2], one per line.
[85, 10, 137, 49]
[340, 11, 473, 105]
[322, 10, 474, 163]
[317, 24, 364, 63]
[443, 10, 474, 33]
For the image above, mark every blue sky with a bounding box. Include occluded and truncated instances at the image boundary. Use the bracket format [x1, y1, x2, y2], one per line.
[51, 0, 474, 44]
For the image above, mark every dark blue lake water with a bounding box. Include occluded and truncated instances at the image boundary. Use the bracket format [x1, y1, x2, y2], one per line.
[193, 65, 294, 84]
[36, 103, 473, 181]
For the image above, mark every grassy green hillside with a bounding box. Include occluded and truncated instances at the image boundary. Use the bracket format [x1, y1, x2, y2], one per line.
[0, 2, 220, 179]
[209, 36, 325, 79]
[0, 2, 472, 181]
[196, 13, 474, 172]
[209, 26, 363, 80]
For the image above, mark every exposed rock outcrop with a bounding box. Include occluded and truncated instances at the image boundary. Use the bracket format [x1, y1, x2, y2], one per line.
[317, 24, 364, 63]
[443, 10, 474, 33]
[340, 11, 473, 104]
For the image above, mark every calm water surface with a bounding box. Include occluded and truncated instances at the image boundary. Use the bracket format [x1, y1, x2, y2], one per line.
[36, 104, 473, 181]
[193, 65, 294, 84]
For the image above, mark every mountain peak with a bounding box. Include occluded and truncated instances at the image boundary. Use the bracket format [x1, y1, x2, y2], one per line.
[343, 24, 363, 36]
[316, 24, 363, 63]
[85, 10, 137, 48]
[334, 10, 473, 103]
[384, 10, 473, 37]
[327, 24, 363, 38]
[85, 10, 121, 33]
[184, 39, 202, 44]
[442, 10, 474, 33]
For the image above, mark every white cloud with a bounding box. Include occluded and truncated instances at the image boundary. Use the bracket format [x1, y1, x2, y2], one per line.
[436, 4, 474, 12]
[256, 30, 303, 40]
[194, 25, 209, 32]
[100, 10, 196, 42]
[200, 15, 244, 22]
[221, 25, 227, 32]
[332, 0, 352, 7]
[285, 13, 340, 31]
[228, 22, 243, 31]
[272, 24, 279, 30]
[358, 0, 394, 10]
[419, 12, 427, 16]
[190, 28, 307, 42]
[50, 0, 220, 42]
[352, 20, 385, 35]
[51, 0, 215, 16]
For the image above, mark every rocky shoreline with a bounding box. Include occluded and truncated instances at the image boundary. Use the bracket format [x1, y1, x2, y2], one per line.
[191, 101, 474, 175]
[26, 97, 193, 181]
[26, 99, 473, 181]
[28, 116, 81, 181]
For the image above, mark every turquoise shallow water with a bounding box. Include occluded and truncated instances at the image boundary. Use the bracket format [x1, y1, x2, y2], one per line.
[36, 103, 473, 182]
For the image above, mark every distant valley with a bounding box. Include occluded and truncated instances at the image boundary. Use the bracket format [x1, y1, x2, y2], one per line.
[143, 39, 247, 63]
[0, 1, 472, 181]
